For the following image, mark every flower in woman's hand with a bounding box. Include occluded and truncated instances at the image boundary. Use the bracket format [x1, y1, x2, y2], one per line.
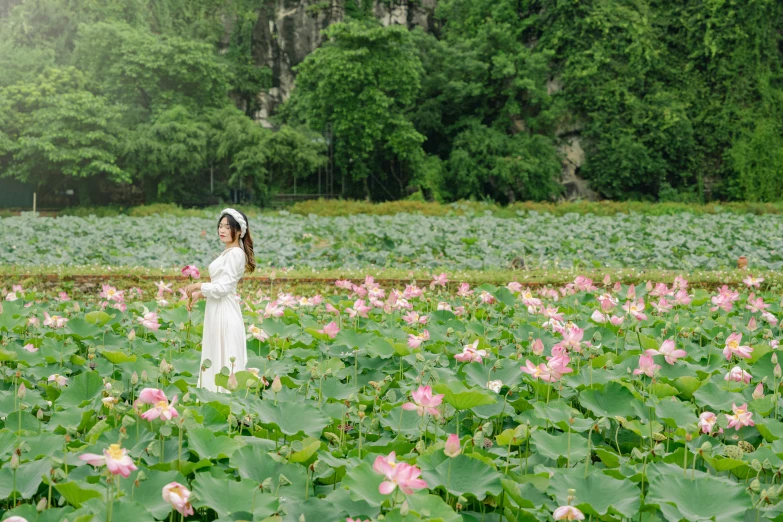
[79, 443, 137, 477]
[162, 482, 195, 516]
[181, 265, 200, 279]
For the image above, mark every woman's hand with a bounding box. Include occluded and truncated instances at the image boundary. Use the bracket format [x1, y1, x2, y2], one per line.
[187, 290, 203, 312]
[184, 283, 200, 297]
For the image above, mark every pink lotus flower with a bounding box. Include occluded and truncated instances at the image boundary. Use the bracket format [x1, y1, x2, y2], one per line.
[698, 411, 717, 434]
[597, 293, 618, 312]
[48, 374, 68, 386]
[746, 294, 769, 313]
[43, 312, 68, 328]
[347, 518, 370, 522]
[155, 281, 173, 298]
[672, 289, 692, 306]
[247, 324, 269, 341]
[743, 275, 764, 288]
[79, 443, 137, 478]
[162, 482, 194, 516]
[407, 330, 430, 349]
[723, 333, 752, 360]
[28, 317, 40, 327]
[457, 283, 473, 297]
[430, 273, 448, 289]
[346, 299, 371, 318]
[402, 311, 428, 325]
[58, 291, 71, 301]
[4, 517, 28, 522]
[318, 321, 340, 339]
[747, 316, 758, 331]
[335, 279, 353, 290]
[590, 310, 608, 323]
[626, 284, 636, 299]
[437, 302, 453, 312]
[325, 303, 340, 315]
[651, 298, 673, 314]
[724, 366, 752, 384]
[521, 360, 552, 382]
[141, 395, 179, 421]
[645, 339, 687, 365]
[609, 315, 625, 326]
[762, 312, 778, 326]
[520, 289, 542, 308]
[546, 354, 573, 381]
[372, 452, 428, 495]
[181, 265, 200, 278]
[506, 282, 523, 293]
[572, 276, 597, 292]
[711, 285, 739, 312]
[23, 343, 37, 352]
[138, 388, 168, 404]
[553, 505, 585, 520]
[673, 275, 688, 290]
[99, 284, 125, 302]
[137, 311, 160, 331]
[649, 283, 672, 298]
[726, 403, 754, 430]
[402, 284, 423, 299]
[444, 434, 461, 457]
[622, 299, 647, 321]
[633, 355, 660, 377]
[454, 340, 488, 363]
[263, 302, 285, 318]
[480, 291, 496, 304]
[402, 385, 444, 417]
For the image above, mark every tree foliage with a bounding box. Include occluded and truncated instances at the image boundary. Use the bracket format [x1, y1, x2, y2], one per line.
[2, 0, 783, 203]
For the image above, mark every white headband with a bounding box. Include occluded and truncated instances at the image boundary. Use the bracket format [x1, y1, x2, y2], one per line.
[220, 208, 247, 243]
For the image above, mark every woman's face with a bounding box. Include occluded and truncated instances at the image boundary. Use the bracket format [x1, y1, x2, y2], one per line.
[218, 217, 234, 245]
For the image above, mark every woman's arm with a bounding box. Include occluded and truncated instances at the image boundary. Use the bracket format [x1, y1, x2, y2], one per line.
[200, 250, 245, 299]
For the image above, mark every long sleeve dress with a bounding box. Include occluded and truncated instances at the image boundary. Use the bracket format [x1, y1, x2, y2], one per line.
[198, 247, 247, 392]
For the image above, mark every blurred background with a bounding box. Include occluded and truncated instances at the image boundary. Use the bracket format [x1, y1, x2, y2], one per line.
[1, 0, 782, 210]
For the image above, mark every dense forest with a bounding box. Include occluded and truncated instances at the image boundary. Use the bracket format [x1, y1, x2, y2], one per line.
[1, 0, 782, 205]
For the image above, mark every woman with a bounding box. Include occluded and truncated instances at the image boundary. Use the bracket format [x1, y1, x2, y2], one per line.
[184, 208, 256, 392]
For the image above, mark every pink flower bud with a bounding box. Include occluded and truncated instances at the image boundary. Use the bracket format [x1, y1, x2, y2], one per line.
[444, 434, 461, 458]
[753, 383, 765, 400]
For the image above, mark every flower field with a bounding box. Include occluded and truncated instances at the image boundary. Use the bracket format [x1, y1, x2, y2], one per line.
[1, 272, 783, 521]
[3, 210, 783, 270]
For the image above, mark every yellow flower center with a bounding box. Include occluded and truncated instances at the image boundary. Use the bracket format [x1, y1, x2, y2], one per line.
[107, 444, 124, 460]
[728, 340, 738, 350]
[156, 400, 169, 409]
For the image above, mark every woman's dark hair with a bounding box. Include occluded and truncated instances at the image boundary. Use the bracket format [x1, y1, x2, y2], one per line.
[217, 211, 256, 274]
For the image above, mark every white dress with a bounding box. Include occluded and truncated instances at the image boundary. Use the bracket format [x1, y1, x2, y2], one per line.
[198, 247, 247, 392]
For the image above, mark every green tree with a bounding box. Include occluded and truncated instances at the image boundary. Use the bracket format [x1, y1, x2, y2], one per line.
[287, 20, 425, 200]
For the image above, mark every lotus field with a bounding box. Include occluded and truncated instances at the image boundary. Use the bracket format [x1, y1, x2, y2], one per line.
[3, 272, 783, 521]
[3, 211, 783, 269]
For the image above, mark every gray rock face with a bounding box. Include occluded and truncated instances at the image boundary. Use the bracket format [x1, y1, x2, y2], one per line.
[251, 0, 437, 126]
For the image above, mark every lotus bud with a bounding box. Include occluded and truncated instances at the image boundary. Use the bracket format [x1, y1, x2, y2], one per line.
[128, 329, 136, 341]
[444, 434, 461, 457]
[10, 452, 20, 469]
[271, 376, 282, 393]
[775, 364, 782, 379]
[182, 392, 190, 403]
[645, 281, 653, 291]
[37, 408, 44, 420]
[73, 302, 80, 312]
[17, 383, 26, 399]
[141, 370, 148, 382]
[227, 373, 238, 391]
[37, 497, 47, 511]
[773, 353, 779, 365]
[131, 372, 139, 385]
[753, 383, 765, 400]
[227, 413, 237, 426]
[400, 500, 410, 516]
